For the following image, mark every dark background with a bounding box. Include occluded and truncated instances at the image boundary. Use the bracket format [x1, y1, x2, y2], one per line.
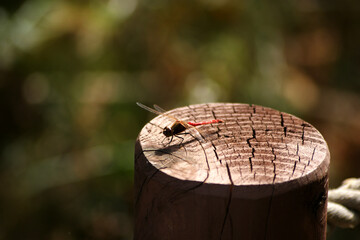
[0, 0, 359, 239]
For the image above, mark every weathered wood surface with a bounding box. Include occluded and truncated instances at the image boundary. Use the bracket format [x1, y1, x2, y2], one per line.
[134, 103, 330, 240]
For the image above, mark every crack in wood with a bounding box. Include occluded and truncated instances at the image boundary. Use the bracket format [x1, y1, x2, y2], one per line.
[211, 109, 217, 120]
[272, 165, 277, 183]
[169, 178, 208, 204]
[296, 143, 299, 156]
[246, 128, 256, 172]
[301, 123, 307, 144]
[236, 152, 243, 178]
[309, 146, 317, 166]
[271, 147, 277, 183]
[135, 168, 161, 207]
[220, 163, 234, 239]
[215, 126, 221, 138]
[301, 164, 307, 176]
[264, 186, 275, 238]
[291, 161, 297, 179]
[232, 105, 236, 114]
[211, 142, 220, 163]
[280, 113, 288, 137]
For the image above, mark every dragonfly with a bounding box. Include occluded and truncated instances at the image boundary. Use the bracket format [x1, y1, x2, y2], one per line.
[137, 102, 223, 144]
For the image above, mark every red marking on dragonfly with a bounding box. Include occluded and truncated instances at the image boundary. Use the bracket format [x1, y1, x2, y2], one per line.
[187, 119, 223, 127]
[137, 102, 223, 143]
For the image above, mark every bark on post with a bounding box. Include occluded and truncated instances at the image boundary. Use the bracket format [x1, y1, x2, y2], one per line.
[134, 103, 330, 240]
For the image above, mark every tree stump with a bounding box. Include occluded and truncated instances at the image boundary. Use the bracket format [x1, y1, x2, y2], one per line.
[134, 103, 330, 240]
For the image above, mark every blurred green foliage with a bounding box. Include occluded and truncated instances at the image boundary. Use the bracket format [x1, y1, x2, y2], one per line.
[0, 0, 360, 239]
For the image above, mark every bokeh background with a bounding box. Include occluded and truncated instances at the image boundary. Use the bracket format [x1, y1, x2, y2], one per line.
[0, 0, 359, 239]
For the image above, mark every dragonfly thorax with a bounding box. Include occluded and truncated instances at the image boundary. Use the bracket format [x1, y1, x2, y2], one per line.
[163, 122, 187, 137]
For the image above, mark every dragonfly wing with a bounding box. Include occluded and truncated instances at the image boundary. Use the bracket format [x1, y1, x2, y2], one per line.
[183, 122, 205, 143]
[137, 102, 179, 122]
[153, 104, 167, 113]
[137, 102, 163, 115]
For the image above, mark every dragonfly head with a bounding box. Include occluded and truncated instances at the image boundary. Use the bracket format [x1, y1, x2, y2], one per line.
[163, 127, 172, 137]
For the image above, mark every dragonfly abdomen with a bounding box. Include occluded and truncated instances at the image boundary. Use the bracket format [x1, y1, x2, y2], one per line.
[187, 119, 223, 127]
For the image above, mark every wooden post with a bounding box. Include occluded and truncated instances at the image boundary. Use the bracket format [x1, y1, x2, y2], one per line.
[134, 103, 330, 240]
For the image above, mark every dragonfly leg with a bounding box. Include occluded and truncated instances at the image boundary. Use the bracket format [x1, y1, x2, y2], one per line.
[174, 134, 185, 145]
[161, 135, 174, 146]
[161, 136, 169, 146]
[160, 134, 185, 146]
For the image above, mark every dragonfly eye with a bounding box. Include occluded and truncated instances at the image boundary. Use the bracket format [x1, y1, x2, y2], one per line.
[163, 127, 172, 137]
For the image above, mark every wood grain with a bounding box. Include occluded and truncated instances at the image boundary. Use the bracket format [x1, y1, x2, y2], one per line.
[134, 103, 330, 240]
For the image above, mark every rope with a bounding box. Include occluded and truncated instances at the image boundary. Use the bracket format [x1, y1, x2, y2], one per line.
[327, 178, 360, 228]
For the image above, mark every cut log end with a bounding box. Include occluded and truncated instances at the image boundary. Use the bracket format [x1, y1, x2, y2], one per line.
[135, 103, 330, 240]
[137, 103, 329, 195]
